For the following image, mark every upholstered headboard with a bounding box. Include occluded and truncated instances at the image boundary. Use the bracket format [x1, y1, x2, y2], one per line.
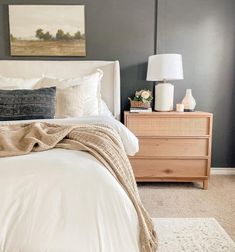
[0, 60, 121, 120]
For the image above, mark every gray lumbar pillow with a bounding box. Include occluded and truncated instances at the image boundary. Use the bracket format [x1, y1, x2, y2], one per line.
[0, 87, 56, 121]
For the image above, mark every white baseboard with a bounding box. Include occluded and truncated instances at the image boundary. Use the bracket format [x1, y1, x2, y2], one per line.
[211, 168, 235, 175]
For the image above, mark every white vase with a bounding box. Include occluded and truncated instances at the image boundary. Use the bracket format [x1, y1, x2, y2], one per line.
[182, 89, 196, 112]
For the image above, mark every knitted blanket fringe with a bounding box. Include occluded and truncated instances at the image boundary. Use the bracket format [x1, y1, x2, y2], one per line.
[0, 122, 158, 252]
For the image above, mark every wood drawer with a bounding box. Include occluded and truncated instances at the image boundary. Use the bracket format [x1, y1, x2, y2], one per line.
[136, 138, 209, 157]
[130, 158, 208, 178]
[126, 116, 210, 136]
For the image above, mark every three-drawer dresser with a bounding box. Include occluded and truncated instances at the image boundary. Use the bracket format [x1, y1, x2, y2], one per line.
[124, 111, 213, 189]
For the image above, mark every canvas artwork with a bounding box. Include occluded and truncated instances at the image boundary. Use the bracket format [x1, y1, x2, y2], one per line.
[9, 5, 86, 56]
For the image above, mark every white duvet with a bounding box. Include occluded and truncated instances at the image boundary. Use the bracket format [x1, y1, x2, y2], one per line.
[0, 116, 140, 252]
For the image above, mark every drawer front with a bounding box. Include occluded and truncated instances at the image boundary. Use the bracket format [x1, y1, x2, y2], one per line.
[130, 158, 207, 178]
[127, 116, 210, 136]
[136, 138, 209, 157]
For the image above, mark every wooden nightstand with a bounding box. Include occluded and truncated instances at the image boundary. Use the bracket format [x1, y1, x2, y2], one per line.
[124, 111, 213, 189]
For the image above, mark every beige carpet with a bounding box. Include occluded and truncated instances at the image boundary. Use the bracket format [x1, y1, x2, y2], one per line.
[153, 218, 235, 251]
[138, 175, 235, 241]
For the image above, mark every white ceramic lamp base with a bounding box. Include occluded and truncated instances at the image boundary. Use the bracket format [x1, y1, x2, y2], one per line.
[154, 83, 174, 111]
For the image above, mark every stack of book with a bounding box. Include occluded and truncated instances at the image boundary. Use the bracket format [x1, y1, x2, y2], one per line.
[130, 107, 152, 113]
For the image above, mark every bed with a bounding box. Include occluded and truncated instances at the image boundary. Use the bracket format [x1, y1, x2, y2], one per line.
[0, 60, 156, 252]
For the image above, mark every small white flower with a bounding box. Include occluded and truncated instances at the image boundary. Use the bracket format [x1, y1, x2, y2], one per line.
[135, 91, 142, 97]
[141, 91, 150, 99]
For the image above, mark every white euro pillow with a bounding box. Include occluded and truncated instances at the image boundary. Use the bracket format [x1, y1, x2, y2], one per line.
[0, 75, 42, 89]
[35, 70, 103, 118]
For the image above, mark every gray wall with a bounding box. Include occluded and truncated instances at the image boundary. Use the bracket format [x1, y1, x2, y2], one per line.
[157, 0, 235, 167]
[0, 0, 235, 167]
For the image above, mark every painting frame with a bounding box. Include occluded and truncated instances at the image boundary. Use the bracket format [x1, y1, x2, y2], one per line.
[8, 5, 86, 57]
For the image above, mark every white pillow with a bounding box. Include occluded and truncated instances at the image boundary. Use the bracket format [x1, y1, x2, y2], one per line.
[100, 99, 113, 117]
[36, 70, 103, 118]
[0, 75, 42, 89]
[35, 70, 103, 89]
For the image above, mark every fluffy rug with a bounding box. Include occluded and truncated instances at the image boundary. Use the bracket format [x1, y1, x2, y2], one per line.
[153, 218, 235, 252]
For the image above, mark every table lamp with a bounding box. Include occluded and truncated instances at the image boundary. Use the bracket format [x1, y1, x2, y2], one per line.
[147, 54, 183, 111]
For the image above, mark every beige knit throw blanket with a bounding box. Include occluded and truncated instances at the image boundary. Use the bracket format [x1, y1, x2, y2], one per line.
[0, 122, 157, 252]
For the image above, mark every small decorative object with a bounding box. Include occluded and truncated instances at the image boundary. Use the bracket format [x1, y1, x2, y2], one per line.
[9, 5, 86, 56]
[129, 90, 153, 112]
[146, 54, 184, 111]
[176, 103, 184, 112]
[182, 89, 196, 112]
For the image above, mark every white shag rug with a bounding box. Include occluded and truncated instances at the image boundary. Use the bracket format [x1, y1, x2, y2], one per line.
[153, 218, 235, 252]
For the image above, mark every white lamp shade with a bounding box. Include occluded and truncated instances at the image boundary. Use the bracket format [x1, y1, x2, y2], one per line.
[147, 54, 184, 81]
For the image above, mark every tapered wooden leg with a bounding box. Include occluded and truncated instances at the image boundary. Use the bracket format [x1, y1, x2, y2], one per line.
[203, 180, 208, 190]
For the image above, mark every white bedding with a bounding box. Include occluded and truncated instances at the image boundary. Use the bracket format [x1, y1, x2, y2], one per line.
[0, 117, 140, 252]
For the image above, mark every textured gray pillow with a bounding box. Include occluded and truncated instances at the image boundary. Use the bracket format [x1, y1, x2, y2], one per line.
[0, 87, 56, 121]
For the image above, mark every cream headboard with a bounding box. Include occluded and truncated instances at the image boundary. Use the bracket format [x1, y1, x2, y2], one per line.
[0, 60, 121, 120]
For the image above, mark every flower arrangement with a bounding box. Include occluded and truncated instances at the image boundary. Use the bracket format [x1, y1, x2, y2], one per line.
[129, 89, 153, 108]
[133, 90, 153, 102]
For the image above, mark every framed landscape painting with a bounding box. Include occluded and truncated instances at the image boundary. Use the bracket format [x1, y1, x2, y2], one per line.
[9, 5, 86, 56]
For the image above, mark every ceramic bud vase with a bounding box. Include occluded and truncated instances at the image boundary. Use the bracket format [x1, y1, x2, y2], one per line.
[182, 89, 196, 112]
